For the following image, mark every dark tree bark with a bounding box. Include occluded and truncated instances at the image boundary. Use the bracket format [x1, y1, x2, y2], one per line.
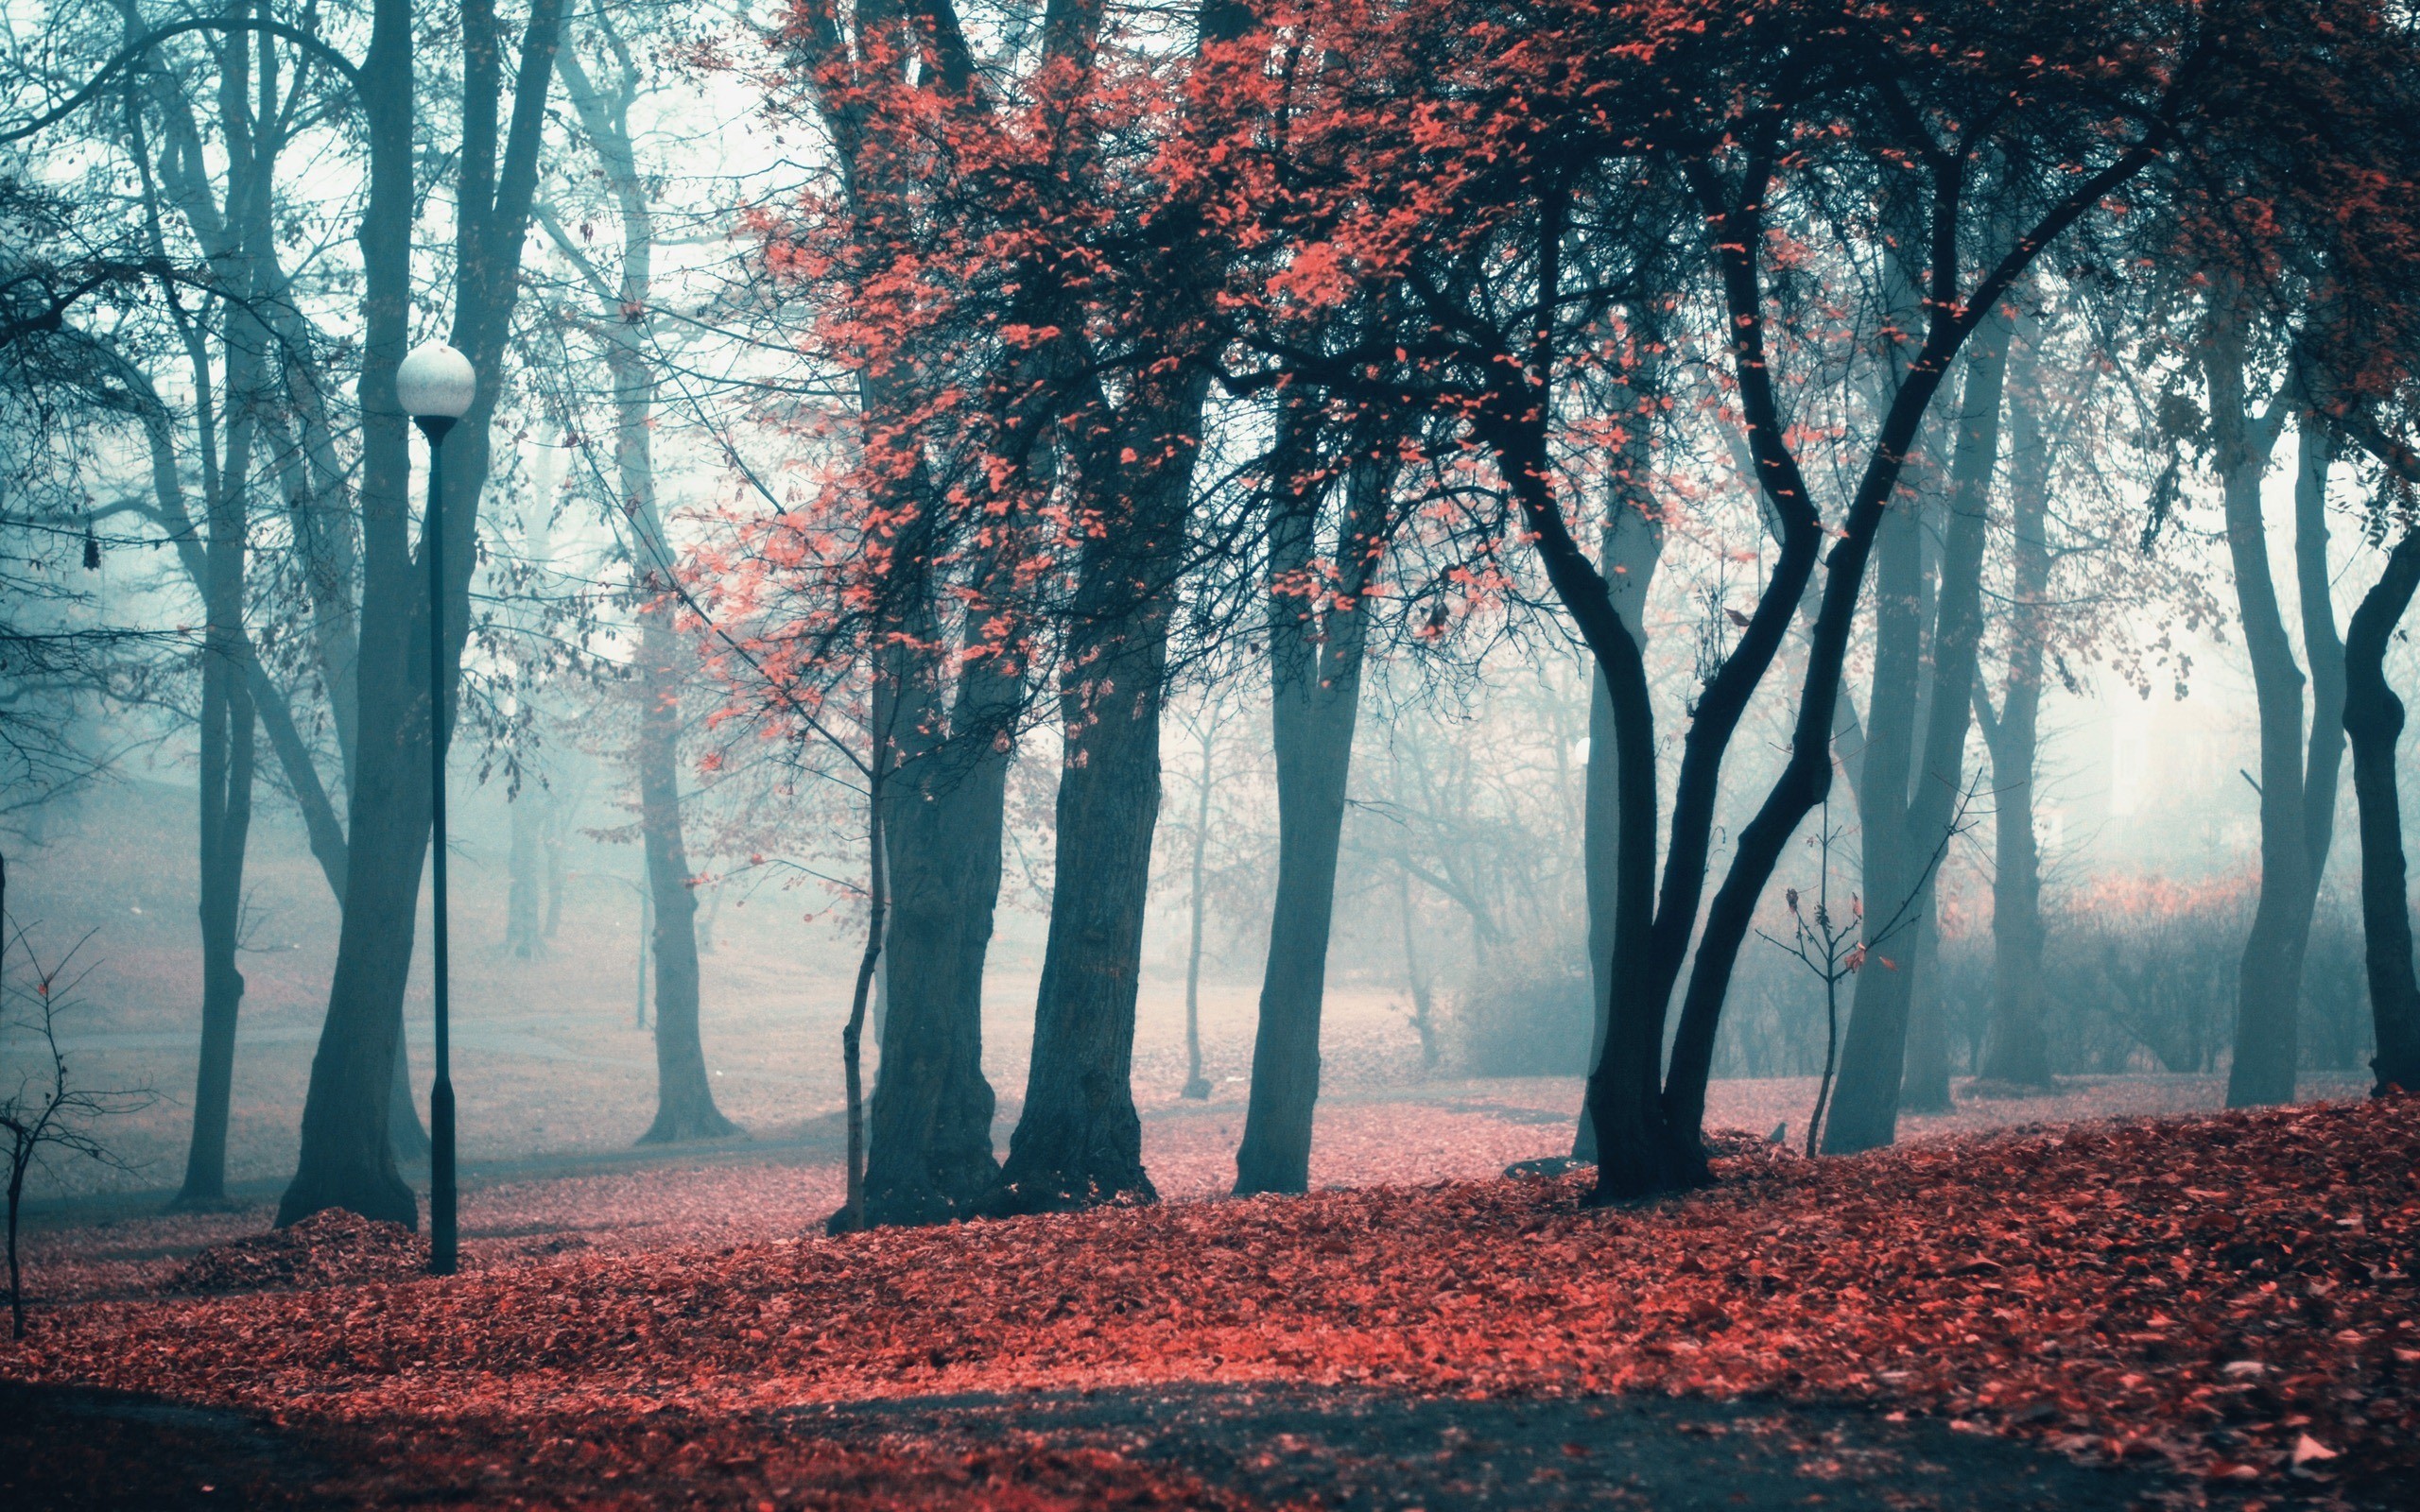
[1573, 441, 1664, 1163]
[991, 384, 1205, 1215]
[388, 1045, 428, 1163]
[785, 0, 1104, 1227]
[860, 600, 1017, 1225]
[1234, 446, 1394, 1195]
[1827, 306, 2012, 1148]
[2343, 524, 2420, 1093]
[990, 0, 1252, 1212]
[281, 0, 565, 1227]
[829, 757, 889, 1235]
[179, 662, 256, 1206]
[275, 0, 422, 1228]
[1661, 126, 2153, 1176]
[2211, 305, 2341, 1108]
[1975, 329, 2057, 1088]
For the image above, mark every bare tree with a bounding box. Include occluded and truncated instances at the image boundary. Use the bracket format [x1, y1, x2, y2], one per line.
[3, 856, 154, 1338]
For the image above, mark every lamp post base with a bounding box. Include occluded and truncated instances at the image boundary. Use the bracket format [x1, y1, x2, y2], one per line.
[429, 1078, 457, 1275]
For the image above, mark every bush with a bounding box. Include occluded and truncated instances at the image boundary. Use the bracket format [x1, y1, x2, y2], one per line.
[1451, 960, 1595, 1075]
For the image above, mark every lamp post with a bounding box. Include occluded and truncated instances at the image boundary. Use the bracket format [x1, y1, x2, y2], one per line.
[395, 339, 475, 1276]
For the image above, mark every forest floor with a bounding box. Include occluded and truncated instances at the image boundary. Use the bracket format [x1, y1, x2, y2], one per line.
[5, 1094, 2413, 1510]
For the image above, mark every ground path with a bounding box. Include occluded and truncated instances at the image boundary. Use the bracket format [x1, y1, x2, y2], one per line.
[5, 1093, 2411, 1510]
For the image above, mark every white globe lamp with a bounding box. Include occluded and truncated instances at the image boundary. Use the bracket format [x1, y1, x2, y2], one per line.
[395, 340, 475, 425]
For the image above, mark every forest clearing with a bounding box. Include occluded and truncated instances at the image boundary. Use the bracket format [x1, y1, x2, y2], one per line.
[3, 1095, 2411, 1507]
[10, 0, 2420, 1503]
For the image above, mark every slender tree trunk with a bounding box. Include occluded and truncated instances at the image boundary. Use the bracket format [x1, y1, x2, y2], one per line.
[1182, 714, 1216, 1101]
[1655, 129, 2154, 1176]
[1234, 454, 1392, 1195]
[178, 668, 256, 1207]
[1574, 491, 1663, 1162]
[275, 3, 428, 1223]
[544, 808, 568, 937]
[2343, 525, 2420, 1093]
[634, 614, 735, 1142]
[1899, 904, 1951, 1111]
[830, 771, 888, 1234]
[170, 79, 268, 1206]
[549, 27, 733, 1145]
[992, 385, 1203, 1214]
[1823, 480, 1927, 1152]
[281, 0, 565, 1226]
[1976, 333, 2056, 1086]
[1396, 869, 1438, 1072]
[2292, 420, 2349, 1031]
[2213, 310, 2329, 1107]
[7, 1156, 23, 1340]
[1825, 309, 2012, 1150]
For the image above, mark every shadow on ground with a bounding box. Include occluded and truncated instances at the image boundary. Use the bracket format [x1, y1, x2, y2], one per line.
[4, 1381, 2192, 1510]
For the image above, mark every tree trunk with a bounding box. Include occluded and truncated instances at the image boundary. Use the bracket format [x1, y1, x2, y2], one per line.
[544, 804, 568, 937]
[168, 74, 268, 1208]
[2343, 525, 2420, 1093]
[1976, 333, 2056, 1088]
[1182, 714, 1216, 1100]
[2213, 310, 2330, 1107]
[991, 385, 1203, 1214]
[1825, 307, 2011, 1151]
[1573, 493, 1663, 1162]
[281, 0, 565, 1227]
[1658, 132, 2164, 1184]
[389, 1040, 428, 1162]
[829, 763, 889, 1235]
[1821, 473, 1927, 1153]
[1396, 869, 1438, 1071]
[1899, 903, 1951, 1111]
[548, 37, 734, 1145]
[1234, 452, 1392, 1195]
[861, 612, 1016, 1225]
[177, 663, 256, 1207]
[634, 612, 735, 1143]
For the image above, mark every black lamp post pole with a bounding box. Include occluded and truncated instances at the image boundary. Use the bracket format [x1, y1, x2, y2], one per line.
[416, 412, 458, 1277]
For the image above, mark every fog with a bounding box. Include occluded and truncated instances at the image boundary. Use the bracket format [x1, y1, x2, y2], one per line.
[6, 464, 2405, 1204]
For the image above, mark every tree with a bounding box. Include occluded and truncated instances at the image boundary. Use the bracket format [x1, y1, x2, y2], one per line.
[1175, 0, 2225, 1196]
[2203, 327, 2343, 1109]
[2, 858, 153, 1338]
[26, 5, 441, 1197]
[1971, 318, 2062, 1090]
[540, 10, 738, 1144]
[280, 0, 568, 1228]
[2343, 520, 2420, 1095]
[1823, 295, 2017, 1151]
[1232, 408, 1403, 1195]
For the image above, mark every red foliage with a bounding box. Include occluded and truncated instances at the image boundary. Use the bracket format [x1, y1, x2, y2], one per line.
[164, 1210, 427, 1296]
[9, 1100, 2415, 1495]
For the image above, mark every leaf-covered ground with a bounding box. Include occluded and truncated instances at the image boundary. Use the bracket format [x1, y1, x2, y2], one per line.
[6, 1097, 2414, 1508]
